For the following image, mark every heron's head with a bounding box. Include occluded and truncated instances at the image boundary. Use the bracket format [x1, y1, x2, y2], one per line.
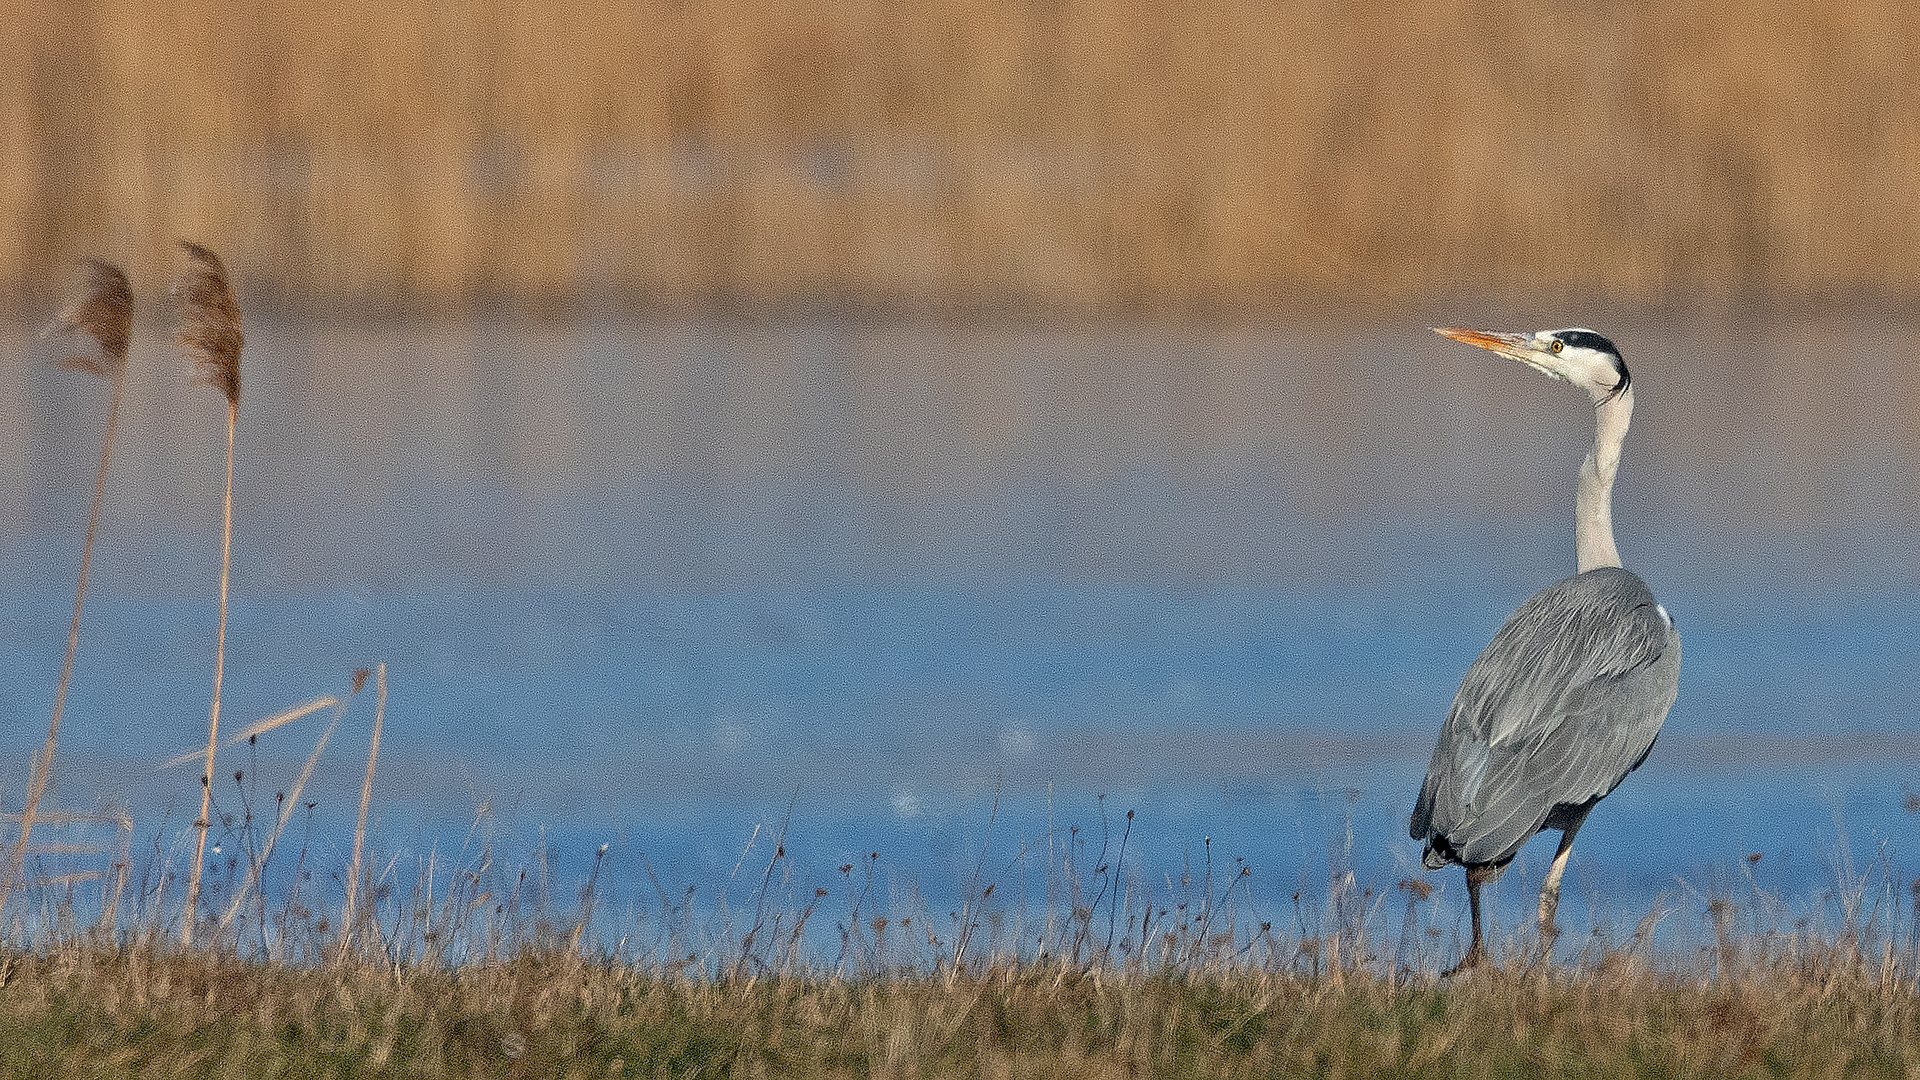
[1432, 326, 1629, 403]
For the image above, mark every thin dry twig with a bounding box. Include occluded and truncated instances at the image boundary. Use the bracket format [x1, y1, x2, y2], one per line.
[174, 239, 243, 946]
[159, 697, 340, 769]
[339, 663, 386, 961]
[220, 671, 369, 937]
[0, 260, 132, 919]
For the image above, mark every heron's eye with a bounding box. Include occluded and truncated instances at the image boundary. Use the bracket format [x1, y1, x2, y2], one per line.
[1549, 340, 1564, 354]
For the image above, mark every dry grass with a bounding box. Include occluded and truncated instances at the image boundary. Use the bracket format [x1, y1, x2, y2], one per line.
[172, 241, 241, 408]
[215, 674, 365, 942]
[1, 923, 1918, 1076]
[339, 663, 386, 960]
[6, 1, 1918, 312]
[171, 239, 243, 945]
[0, 260, 132, 916]
[48, 260, 132, 380]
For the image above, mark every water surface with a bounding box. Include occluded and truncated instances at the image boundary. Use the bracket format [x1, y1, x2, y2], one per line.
[2, 311, 1916, 952]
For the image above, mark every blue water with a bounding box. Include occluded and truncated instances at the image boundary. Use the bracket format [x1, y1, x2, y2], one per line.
[2, 314, 1919, 959]
[7, 566, 1918, 954]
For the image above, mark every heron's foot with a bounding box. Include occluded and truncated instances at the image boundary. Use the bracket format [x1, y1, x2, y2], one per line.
[1532, 924, 1564, 974]
[1443, 944, 1487, 977]
[1537, 890, 1567, 964]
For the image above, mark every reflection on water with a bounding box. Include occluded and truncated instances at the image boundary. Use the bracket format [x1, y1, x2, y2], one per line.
[3, 312, 1918, 589]
[0, 312, 1917, 939]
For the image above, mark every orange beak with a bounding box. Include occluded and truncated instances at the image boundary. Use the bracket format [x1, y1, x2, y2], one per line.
[1432, 326, 1564, 380]
[1432, 327, 1530, 353]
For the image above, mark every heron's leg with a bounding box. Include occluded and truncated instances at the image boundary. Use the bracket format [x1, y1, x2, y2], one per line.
[1447, 865, 1496, 975]
[1538, 819, 1587, 952]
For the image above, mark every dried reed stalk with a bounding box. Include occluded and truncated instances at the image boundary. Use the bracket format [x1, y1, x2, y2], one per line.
[339, 663, 386, 961]
[98, 808, 133, 936]
[173, 241, 241, 947]
[220, 670, 369, 941]
[159, 696, 338, 770]
[0, 261, 132, 919]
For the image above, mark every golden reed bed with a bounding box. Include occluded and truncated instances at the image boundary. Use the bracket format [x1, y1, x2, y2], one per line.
[4, 0, 1916, 313]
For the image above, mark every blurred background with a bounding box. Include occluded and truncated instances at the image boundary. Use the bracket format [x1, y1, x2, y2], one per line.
[1, 2, 1918, 941]
[5, 0, 1918, 312]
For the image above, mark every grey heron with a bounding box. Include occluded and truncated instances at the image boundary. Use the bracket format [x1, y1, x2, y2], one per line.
[1408, 326, 1681, 973]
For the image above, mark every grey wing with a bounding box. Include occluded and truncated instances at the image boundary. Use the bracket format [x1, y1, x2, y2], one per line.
[1409, 566, 1680, 868]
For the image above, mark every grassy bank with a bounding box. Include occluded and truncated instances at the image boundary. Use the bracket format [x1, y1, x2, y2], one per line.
[10, 1, 1920, 311]
[6, 781, 1919, 1078]
[3, 946, 1918, 1077]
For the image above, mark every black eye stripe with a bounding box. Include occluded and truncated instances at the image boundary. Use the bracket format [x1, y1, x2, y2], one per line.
[1553, 329, 1621, 358]
[1549, 328, 1630, 399]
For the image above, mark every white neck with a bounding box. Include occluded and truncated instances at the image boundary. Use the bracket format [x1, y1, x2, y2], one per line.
[1576, 386, 1632, 573]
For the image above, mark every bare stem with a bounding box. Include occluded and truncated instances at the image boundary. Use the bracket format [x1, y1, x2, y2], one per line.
[184, 399, 236, 946]
[339, 663, 386, 961]
[0, 375, 125, 915]
[219, 674, 365, 936]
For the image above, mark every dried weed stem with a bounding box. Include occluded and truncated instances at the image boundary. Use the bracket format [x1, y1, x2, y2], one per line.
[0, 261, 132, 917]
[173, 241, 242, 945]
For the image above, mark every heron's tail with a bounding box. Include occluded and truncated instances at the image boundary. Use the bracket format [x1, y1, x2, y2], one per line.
[1409, 774, 1437, 841]
[1410, 776, 1455, 869]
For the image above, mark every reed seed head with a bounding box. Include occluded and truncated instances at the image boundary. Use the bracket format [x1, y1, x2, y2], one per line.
[171, 241, 242, 408]
[49, 259, 132, 380]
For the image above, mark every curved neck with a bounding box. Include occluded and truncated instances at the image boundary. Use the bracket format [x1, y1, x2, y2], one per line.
[1576, 387, 1632, 572]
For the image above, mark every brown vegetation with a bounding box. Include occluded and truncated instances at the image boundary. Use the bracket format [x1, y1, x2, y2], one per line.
[7, 1, 1918, 312]
[0, 261, 132, 917]
[2, 928, 1919, 1076]
[171, 239, 243, 945]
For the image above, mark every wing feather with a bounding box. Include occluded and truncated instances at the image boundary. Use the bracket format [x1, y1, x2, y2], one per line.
[1410, 566, 1680, 868]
